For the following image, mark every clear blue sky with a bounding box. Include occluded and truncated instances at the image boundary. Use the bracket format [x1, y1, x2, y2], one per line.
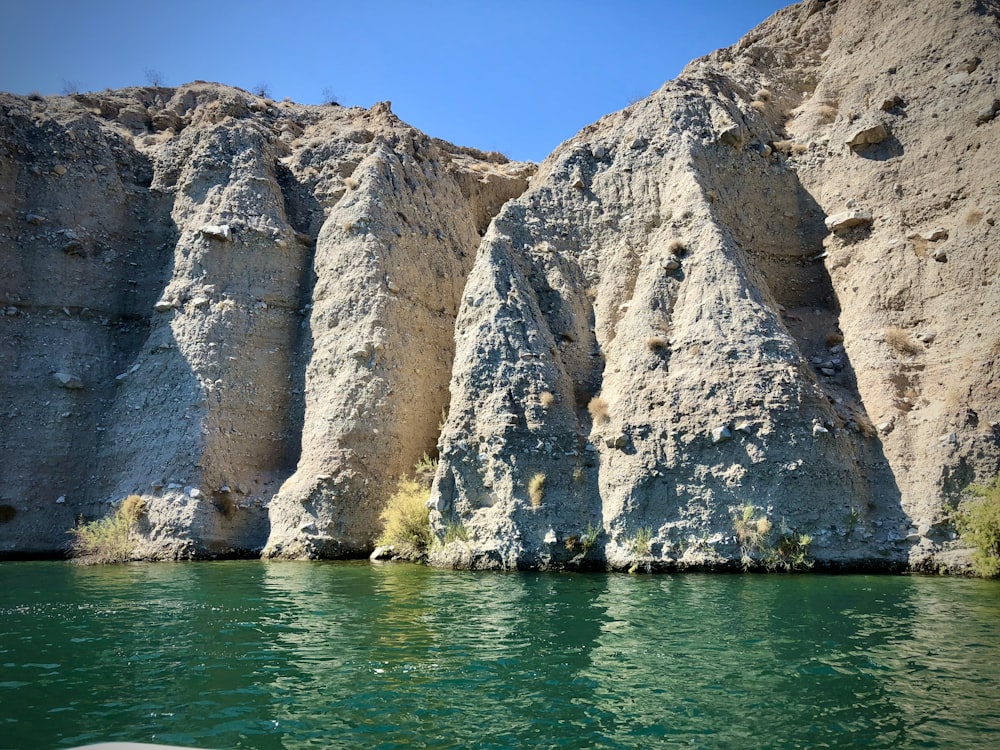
[0, 1, 789, 162]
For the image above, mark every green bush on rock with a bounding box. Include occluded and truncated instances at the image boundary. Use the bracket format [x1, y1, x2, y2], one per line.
[955, 476, 1000, 577]
[378, 478, 431, 559]
[69, 494, 145, 564]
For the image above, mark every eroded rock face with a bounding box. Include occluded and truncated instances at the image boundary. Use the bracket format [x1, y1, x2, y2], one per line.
[1, 0, 998, 571]
[0, 84, 531, 558]
[427, 0, 1000, 571]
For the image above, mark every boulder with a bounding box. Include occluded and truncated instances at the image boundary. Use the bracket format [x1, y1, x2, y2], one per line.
[199, 224, 232, 241]
[825, 210, 873, 232]
[52, 372, 84, 390]
[847, 123, 888, 148]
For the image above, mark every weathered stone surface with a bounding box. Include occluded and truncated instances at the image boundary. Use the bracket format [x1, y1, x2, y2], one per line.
[199, 224, 232, 242]
[0, 82, 532, 559]
[846, 123, 888, 148]
[52, 372, 84, 390]
[976, 99, 1000, 124]
[825, 210, 873, 232]
[425, 0, 1000, 574]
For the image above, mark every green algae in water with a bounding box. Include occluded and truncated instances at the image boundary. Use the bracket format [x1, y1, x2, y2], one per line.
[1, 561, 999, 749]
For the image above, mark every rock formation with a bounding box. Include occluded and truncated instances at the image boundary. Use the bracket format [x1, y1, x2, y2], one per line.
[427, 0, 1000, 570]
[1, 0, 998, 571]
[0, 84, 531, 558]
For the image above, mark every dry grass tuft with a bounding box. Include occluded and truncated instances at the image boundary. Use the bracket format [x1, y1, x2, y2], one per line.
[588, 396, 610, 424]
[755, 88, 772, 102]
[646, 336, 667, 352]
[816, 104, 838, 123]
[343, 176, 358, 190]
[539, 391, 555, 408]
[963, 207, 985, 226]
[528, 473, 546, 508]
[792, 142, 809, 154]
[885, 326, 921, 355]
[772, 139, 794, 154]
[851, 409, 877, 438]
[667, 238, 686, 255]
[750, 100, 767, 113]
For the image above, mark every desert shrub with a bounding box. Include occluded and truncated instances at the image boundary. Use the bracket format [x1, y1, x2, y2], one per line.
[755, 88, 772, 102]
[885, 326, 921, 354]
[770, 531, 814, 571]
[733, 506, 813, 571]
[646, 336, 667, 352]
[825, 331, 844, 347]
[588, 396, 610, 424]
[733, 504, 770, 568]
[850, 408, 877, 438]
[528, 473, 546, 508]
[631, 527, 653, 557]
[954, 476, 1000, 577]
[120, 494, 146, 524]
[581, 521, 601, 555]
[343, 176, 358, 190]
[539, 391, 555, 408]
[792, 142, 809, 154]
[143, 68, 166, 87]
[444, 521, 469, 544]
[0, 504, 16, 523]
[667, 238, 685, 255]
[750, 100, 767, 113]
[377, 477, 431, 557]
[321, 86, 339, 106]
[69, 495, 146, 564]
[413, 452, 438, 477]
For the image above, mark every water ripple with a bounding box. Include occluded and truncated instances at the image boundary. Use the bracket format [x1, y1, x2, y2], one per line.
[0, 564, 998, 749]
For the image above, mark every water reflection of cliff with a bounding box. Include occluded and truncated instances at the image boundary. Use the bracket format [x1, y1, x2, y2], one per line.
[261, 562, 610, 747]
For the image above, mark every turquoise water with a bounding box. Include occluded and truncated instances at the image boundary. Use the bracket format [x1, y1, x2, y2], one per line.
[1, 563, 999, 749]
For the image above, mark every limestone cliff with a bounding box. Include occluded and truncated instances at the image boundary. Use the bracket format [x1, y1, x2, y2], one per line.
[1, 0, 997, 571]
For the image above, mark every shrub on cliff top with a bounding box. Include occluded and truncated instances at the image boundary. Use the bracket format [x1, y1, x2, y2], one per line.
[955, 476, 1000, 577]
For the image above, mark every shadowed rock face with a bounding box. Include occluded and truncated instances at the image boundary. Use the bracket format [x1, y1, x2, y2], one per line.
[0, 85, 531, 558]
[2, 0, 998, 571]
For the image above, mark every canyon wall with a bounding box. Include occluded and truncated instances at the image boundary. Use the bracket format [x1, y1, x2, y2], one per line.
[1, 0, 997, 570]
